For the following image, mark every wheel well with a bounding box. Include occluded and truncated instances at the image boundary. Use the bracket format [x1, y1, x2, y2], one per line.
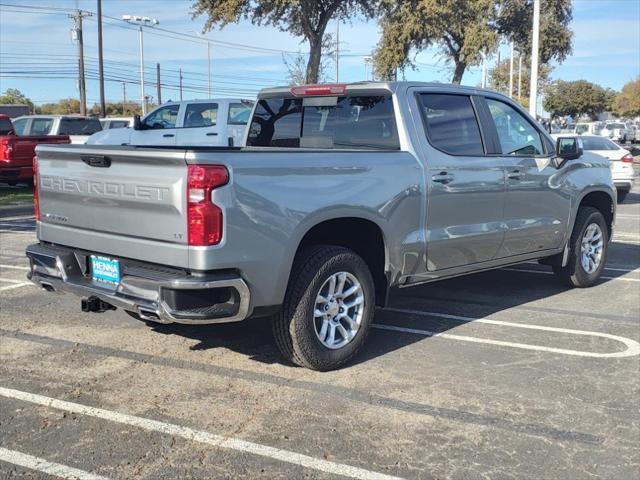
[579, 191, 614, 237]
[295, 218, 388, 306]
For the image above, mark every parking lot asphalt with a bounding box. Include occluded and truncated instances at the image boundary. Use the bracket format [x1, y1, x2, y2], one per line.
[1, 182, 639, 479]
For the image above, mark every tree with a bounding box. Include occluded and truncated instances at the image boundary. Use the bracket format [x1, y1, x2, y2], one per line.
[488, 57, 551, 108]
[613, 78, 640, 118]
[37, 98, 81, 115]
[0, 88, 35, 111]
[497, 0, 572, 65]
[374, 0, 498, 84]
[283, 35, 335, 85]
[192, 0, 377, 84]
[374, 0, 572, 85]
[543, 80, 609, 119]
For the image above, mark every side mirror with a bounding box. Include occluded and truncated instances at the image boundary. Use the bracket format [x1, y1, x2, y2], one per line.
[133, 115, 144, 131]
[556, 137, 583, 161]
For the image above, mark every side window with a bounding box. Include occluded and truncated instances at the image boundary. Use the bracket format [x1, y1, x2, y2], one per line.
[109, 121, 129, 129]
[228, 102, 253, 125]
[486, 99, 544, 156]
[59, 119, 102, 135]
[143, 104, 180, 129]
[184, 103, 218, 128]
[419, 94, 484, 155]
[31, 118, 53, 135]
[12, 118, 27, 135]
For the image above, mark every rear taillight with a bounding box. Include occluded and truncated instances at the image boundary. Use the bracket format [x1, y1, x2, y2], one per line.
[621, 153, 634, 163]
[0, 138, 12, 162]
[187, 164, 229, 246]
[33, 155, 40, 220]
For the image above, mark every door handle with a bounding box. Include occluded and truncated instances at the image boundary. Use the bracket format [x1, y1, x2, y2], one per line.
[162, 133, 175, 138]
[206, 132, 218, 136]
[507, 169, 524, 180]
[431, 172, 454, 184]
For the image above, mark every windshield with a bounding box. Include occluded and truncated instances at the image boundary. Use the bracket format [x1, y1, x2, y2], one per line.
[228, 101, 254, 125]
[247, 95, 399, 150]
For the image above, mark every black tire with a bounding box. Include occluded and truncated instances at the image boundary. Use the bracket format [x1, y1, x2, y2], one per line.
[617, 189, 628, 204]
[552, 206, 608, 288]
[272, 245, 375, 371]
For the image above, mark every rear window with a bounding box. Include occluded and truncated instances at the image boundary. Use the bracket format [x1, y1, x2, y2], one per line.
[59, 118, 102, 136]
[108, 120, 129, 129]
[0, 117, 13, 135]
[607, 123, 625, 129]
[246, 95, 399, 150]
[581, 136, 619, 151]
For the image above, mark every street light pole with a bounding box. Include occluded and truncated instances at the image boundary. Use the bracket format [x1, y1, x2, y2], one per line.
[529, 0, 541, 116]
[138, 25, 145, 114]
[207, 42, 212, 97]
[123, 15, 159, 116]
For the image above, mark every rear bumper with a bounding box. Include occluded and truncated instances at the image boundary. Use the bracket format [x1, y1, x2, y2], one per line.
[25, 243, 252, 325]
[613, 178, 634, 191]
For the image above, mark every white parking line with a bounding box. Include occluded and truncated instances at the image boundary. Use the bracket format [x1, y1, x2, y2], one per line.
[0, 447, 109, 480]
[524, 261, 639, 274]
[0, 264, 29, 271]
[378, 308, 640, 358]
[501, 267, 640, 282]
[0, 282, 33, 292]
[0, 387, 405, 480]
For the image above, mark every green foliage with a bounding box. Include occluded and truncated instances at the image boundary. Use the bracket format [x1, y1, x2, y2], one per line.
[497, 0, 572, 64]
[543, 80, 610, 119]
[37, 98, 81, 115]
[374, 0, 572, 85]
[0, 88, 35, 111]
[374, 0, 498, 84]
[192, 0, 377, 83]
[613, 78, 640, 118]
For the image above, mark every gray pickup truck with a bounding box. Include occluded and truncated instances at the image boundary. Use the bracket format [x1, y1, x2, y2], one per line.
[26, 82, 616, 371]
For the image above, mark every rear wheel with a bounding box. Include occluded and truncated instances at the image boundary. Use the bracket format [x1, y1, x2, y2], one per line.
[617, 189, 628, 204]
[272, 245, 375, 371]
[553, 207, 608, 287]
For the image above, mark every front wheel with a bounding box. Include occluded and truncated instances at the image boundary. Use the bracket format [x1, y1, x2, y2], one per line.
[272, 245, 375, 371]
[553, 206, 608, 287]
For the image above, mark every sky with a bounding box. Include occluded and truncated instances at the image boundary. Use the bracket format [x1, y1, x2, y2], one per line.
[0, 0, 639, 108]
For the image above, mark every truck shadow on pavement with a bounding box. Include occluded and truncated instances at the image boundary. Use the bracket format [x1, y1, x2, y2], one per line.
[145, 242, 638, 367]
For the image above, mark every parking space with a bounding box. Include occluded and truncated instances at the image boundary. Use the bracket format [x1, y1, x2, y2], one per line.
[1, 182, 639, 479]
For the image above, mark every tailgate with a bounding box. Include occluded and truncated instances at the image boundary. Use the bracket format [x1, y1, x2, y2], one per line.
[36, 145, 190, 267]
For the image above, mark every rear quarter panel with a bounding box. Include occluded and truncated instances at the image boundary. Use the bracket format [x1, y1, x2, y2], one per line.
[187, 149, 424, 307]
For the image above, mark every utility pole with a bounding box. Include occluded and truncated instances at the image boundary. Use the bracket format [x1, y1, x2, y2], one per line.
[97, 0, 106, 117]
[70, 10, 91, 116]
[481, 52, 487, 88]
[122, 82, 127, 115]
[517, 54, 522, 98]
[335, 17, 340, 82]
[179, 68, 183, 101]
[156, 63, 162, 105]
[529, 0, 541, 116]
[508, 40, 514, 98]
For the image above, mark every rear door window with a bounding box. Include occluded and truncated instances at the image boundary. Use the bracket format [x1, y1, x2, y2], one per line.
[184, 103, 218, 128]
[59, 118, 102, 135]
[419, 94, 484, 155]
[108, 120, 129, 129]
[247, 95, 399, 150]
